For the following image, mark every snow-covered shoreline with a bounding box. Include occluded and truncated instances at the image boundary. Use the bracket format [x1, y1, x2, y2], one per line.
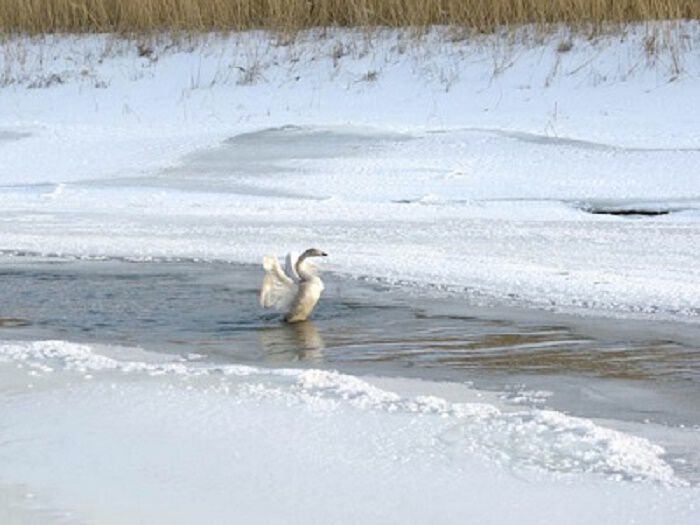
[1, 338, 699, 524]
[1, 25, 699, 323]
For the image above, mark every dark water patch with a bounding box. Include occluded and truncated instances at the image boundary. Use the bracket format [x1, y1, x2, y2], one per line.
[588, 209, 672, 217]
[582, 206, 674, 217]
[576, 200, 698, 218]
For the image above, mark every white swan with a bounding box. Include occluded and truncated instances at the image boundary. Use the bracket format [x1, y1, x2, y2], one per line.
[260, 248, 328, 322]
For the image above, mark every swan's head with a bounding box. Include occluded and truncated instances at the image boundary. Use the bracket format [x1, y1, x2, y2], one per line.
[302, 248, 328, 258]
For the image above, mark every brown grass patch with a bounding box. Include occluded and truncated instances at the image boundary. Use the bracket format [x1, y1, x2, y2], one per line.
[0, 0, 698, 34]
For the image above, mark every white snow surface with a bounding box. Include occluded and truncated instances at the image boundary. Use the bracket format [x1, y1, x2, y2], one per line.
[1, 339, 699, 524]
[1, 25, 699, 321]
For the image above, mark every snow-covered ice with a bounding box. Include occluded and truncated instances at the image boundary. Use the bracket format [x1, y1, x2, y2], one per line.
[1, 23, 700, 523]
[0, 339, 699, 524]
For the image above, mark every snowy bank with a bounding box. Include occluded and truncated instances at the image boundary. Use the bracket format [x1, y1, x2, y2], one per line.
[1, 339, 699, 523]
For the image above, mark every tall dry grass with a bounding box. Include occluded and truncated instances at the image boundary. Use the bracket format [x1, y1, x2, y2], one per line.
[0, 0, 698, 34]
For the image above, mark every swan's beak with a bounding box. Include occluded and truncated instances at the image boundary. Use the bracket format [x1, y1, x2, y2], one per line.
[321, 252, 328, 257]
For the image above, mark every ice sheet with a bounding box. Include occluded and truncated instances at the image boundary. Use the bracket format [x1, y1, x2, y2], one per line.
[1, 339, 698, 524]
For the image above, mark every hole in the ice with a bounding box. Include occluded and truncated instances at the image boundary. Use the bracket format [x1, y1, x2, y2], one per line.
[587, 208, 672, 217]
[577, 202, 683, 217]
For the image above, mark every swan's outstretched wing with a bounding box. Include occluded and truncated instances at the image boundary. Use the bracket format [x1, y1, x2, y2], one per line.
[285, 251, 300, 282]
[260, 255, 298, 311]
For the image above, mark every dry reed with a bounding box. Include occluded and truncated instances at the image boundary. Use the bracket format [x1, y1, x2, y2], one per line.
[0, 0, 698, 34]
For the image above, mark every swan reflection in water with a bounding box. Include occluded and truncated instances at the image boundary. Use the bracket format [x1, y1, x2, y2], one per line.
[258, 320, 325, 363]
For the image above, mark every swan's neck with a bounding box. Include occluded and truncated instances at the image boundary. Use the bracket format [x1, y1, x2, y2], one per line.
[295, 254, 315, 281]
